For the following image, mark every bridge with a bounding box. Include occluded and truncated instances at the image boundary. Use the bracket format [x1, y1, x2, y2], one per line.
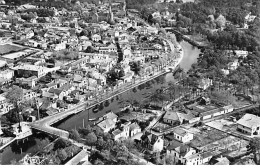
[30, 102, 87, 138]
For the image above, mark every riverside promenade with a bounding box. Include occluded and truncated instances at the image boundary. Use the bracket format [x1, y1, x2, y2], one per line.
[30, 37, 184, 139]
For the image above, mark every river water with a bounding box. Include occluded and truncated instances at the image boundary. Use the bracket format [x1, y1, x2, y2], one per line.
[0, 41, 200, 164]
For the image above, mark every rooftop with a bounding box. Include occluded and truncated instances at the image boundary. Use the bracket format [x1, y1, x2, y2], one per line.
[173, 127, 189, 137]
[163, 110, 179, 121]
[97, 118, 115, 130]
[237, 113, 260, 128]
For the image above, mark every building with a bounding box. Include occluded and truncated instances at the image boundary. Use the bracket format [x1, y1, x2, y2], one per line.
[129, 122, 141, 137]
[14, 64, 51, 78]
[237, 113, 260, 136]
[99, 43, 117, 54]
[228, 59, 239, 70]
[198, 78, 212, 90]
[97, 118, 116, 133]
[112, 122, 130, 141]
[0, 49, 35, 63]
[166, 141, 197, 165]
[172, 127, 193, 143]
[92, 34, 101, 42]
[141, 133, 164, 152]
[0, 95, 13, 115]
[12, 122, 33, 139]
[163, 110, 180, 125]
[234, 50, 248, 58]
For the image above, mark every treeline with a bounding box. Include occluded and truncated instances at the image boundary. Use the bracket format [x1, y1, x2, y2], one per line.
[207, 24, 259, 51]
[126, 0, 157, 10]
[22, 8, 55, 17]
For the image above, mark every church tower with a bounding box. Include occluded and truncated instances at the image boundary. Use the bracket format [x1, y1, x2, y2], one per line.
[108, 1, 115, 24]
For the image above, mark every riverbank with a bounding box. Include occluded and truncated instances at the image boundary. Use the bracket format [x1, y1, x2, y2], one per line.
[30, 37, 184, 138]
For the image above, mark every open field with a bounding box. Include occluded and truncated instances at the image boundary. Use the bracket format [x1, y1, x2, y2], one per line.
[0, 44, 24, 55]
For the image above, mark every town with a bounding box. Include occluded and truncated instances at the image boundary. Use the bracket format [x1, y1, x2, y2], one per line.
[0, 0, 260, 165]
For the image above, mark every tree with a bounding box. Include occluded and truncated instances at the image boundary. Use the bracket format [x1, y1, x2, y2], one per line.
[6, 86, 23, 106]
[57, 149, 68, 162]
[38, 138, 50, 154]
[69, 129, 81, 142]
[96, 137, 105, 150]
[5, 86, 24, 123]
[104, 100, 110, 107]
[85, 46, 96, 53]
[78, 125, 92, 135]
[249, 137, 260, 164]
[85, 132, 97, 149]
[54, 138, 72, 151]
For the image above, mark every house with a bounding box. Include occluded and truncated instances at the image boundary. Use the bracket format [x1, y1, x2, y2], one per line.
[0, 95, 14, 115]
[185, 153, 202, 165]
[228, 59, 239, 70]
[237, 113, 260, 136]
[172, 127, 193, 143]
[99, 43, 117, 54]
[112, 122, 130, 141]
[11, 122, 32, 139]
[141, 133, 164, 152]
[234, 50, 248, 58]
[198, 78, 212, 90]
[166, 141, 197, 165]
[14, 64, 51, 78]
[163, 110, 180, 125]
[97, 118, 116, 133]
[0, 60, 7, 68]
[209, 156, 230, 165]
[129, 122, 141, 137]
[201, 152, 214, 164]
[103, 111, 118, 123]
[23, 89, 37, 100]
[121, 72, 133, 83]
[16, 76, 37, 88]
[0, 69, 14, 80]
[92, 34, 101, 42]
[245, 12, 256, 23]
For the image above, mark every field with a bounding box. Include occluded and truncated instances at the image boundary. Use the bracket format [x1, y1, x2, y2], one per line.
[0, 44, 24, 55]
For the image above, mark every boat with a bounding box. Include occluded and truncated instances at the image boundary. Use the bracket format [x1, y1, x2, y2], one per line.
[92, 105, 99, 113]
[88, 118, 97, 121]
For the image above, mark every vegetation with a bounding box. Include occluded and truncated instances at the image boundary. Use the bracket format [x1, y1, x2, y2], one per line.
[53, 49, 79, 61]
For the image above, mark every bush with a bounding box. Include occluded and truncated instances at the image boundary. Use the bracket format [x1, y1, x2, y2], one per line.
[53, 138, 72, 151]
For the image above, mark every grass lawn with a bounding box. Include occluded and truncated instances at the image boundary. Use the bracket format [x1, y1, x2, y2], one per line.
[0, 44, 24, 55]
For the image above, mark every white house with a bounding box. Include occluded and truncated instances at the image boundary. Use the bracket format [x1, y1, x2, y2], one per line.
[237, 113, 260, 136]
[198, 78, 213, 90]
[228, 59, 239, 70]
[97, 118, 116, 133]
[166, 143, 197, 165]
[99, 43, 117, 54]
[172, 127, 193, 143]
[12, 122, 32, 139]
[234, 50, 248, 58]
[112, 122, 130, 141]
[129, 122, 141, 137]
[92, 34, 101, 42]
[0, 69, 14, 80]
[0, 95, 14, 115]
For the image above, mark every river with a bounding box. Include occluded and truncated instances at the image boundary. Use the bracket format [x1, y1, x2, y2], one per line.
[0, 41, 200, 164]
[55, 41, 201, 131]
